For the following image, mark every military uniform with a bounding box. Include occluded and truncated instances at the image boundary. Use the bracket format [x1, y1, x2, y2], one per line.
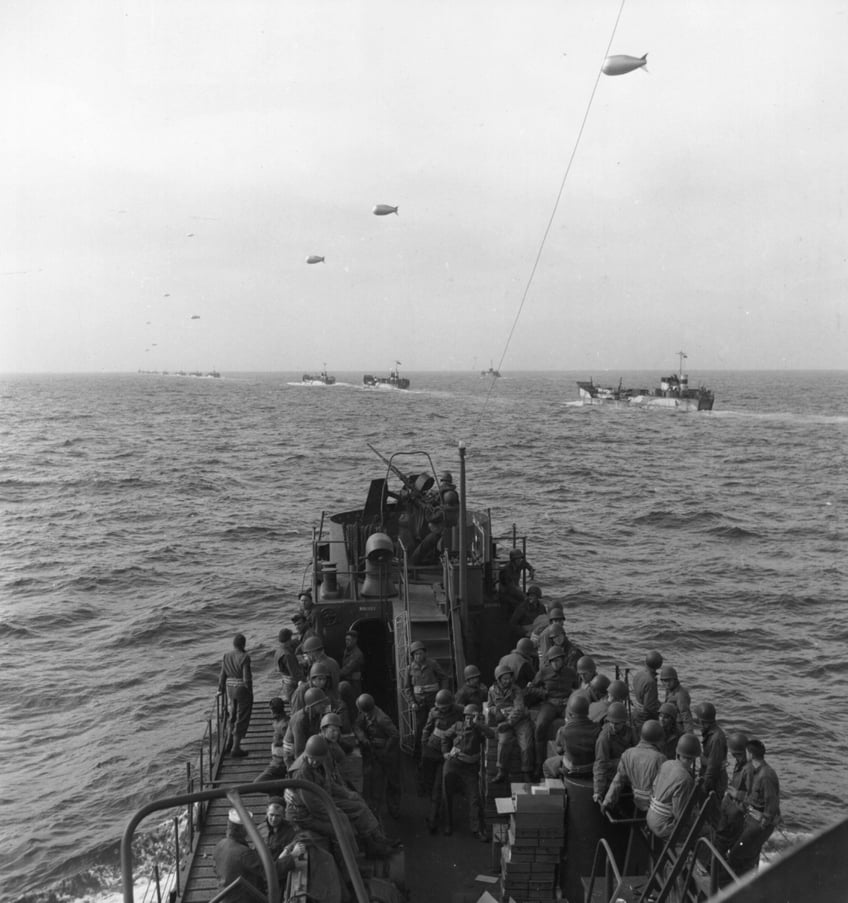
[488, 681, 534, 778]
[441, 716, 494, 836]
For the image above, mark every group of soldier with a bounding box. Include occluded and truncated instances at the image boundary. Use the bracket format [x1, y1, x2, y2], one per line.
[215, 577, 782, 900]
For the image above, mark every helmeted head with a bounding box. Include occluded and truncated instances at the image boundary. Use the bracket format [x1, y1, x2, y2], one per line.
[727, 731, 750, 755]
[548, 607, 564, 624]
[546, 645, 566, 665]
[409, 640, 426, 660]
[645, 650, 663, 670]
[659, 701, 678, 727]
[463, 664, 481, 683]
[606, 701, 628, 724]
[439, 471, 454, 485]
[338, 681, 354, 703]
[516, 637, 536, 658]
[676, 733, 702, 760]
[693, 701, 716, 725]
[660, 665, 678, 684]
[435, 689, 454, 711]
[303, 688, 329, 712]
[577, 656, 596, 683]
[590, 674, 611, 695]
[233, 633, 246, 651]
[320, 712, 342, 730]
[494, 663, 513, 685]
[463, 703, 481, 720]
[567, 694, 590, 718]
[304, 734, 329, 762]
[641, 720, 665, 745]
[302, 636, 324, 656]
[356, 693, 375, 713]
[278, 628, 293, 644]
[309, 661, 331, 685]
[608, 679, 629, 702]
[269, 697, 286, 717]
[527, 584, 542, 600]
[509, 548, 524, 561]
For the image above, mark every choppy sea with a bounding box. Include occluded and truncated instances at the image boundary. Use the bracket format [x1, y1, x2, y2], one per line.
[1, 370, 846, 902]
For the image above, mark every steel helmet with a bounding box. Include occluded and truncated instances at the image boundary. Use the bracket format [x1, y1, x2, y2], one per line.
[641, 720, 665, 744]
[463, 704, 481, 716]
[435, 689, 454, 706]
[304, 735, 329, 758]
[463, 664, 481, 680]
[676, 733, 702, 758]
[693, 701, 716, 723]
[309, 661, 332, 678]
[508, 548, 524, 561]
[409, 640, 426, 654]
[494, 663, 513, 680]
[303, 688, 328, 708]
[548, 607, 564, 621]
[660, 665, 678, 681]
[439, 471, 454, 484]
[608, 679, 629, 701]
[517, 638, 536, 657]
[302, 636, 324, 654]
[567, 694, 590, 717]
[659, 701, 679, 718]
[727, 731, 750, 753]
[527, 584, 542, 598]
[646, 650, 663, 669]
[590, 674, 611, 693]
[356, 693, 375, 713]
[577, 656, 596, 673]
[320, 712, 342, 729]
[546, 645, 566, 662]
[606, 702, 628, 724]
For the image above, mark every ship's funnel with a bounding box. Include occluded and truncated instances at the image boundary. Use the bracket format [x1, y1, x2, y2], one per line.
[361, 532, 397, 598]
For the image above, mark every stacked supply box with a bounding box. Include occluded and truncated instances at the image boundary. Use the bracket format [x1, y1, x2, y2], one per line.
[499, 782, 565, 903]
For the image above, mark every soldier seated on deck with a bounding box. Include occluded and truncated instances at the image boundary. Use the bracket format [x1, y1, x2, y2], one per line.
[275, 830, 350, 903]
[213, 808, 265, 901]
[488, 663, 534, 783]
[542, 693, 599, 779]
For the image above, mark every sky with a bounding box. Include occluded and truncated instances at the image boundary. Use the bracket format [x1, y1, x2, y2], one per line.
[2, 0, 846, 373]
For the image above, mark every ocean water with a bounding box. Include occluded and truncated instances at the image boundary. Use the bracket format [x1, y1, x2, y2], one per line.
[1, 370, 846, 901]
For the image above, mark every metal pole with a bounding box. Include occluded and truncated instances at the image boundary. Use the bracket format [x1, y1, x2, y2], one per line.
[458, 442, 468, 635]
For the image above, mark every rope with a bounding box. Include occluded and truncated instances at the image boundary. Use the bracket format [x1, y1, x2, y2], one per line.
[472, 0, 630, 437]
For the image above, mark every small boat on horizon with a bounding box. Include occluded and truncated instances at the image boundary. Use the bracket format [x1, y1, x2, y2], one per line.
[480, 360, 501, 378]
[363, 360, 410, 390]
[301, 367, 336, 386]
[577, 352, 714, 411]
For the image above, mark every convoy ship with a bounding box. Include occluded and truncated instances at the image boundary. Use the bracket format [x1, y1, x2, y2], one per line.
[577, 353, 715, 412]
[363, 362, 410, 390]
[119, 445, 846, 903]
[300, 368, 337, 386]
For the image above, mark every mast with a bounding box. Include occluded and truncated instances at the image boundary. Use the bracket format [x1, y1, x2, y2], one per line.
[677, 350, 688, 379]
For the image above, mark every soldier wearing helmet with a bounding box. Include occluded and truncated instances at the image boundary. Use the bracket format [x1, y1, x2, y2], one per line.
[693, 701, 728, 800]
[498, 546, 536, 610]
[404, 640, 448, 759]
[589, 678, 629, 726]
[441, 703, 494, 841]
[287, 732, 400, 860]
[288, 660, 341, 715]
[320, 711, 356, 779]
[456, 664, 488, 709]
[488, 662, 534, 783]
[275, 627, 303, 703]
[508, 583, 547, 642]
[542, 691, 600, 780]
[282, 688, 331, 767]
[714, 731, 751, 858]
[353, 694, 401, 820]
[586, 674, 613, 720]
[602, 720, 667, 813]
[299, 636, 341, 695]
[420, 690, 463, 820]
[593, 701, 635, 803]
[645, 733, 701, 840]
[497, 637, 539, 688]
[659, 701, 681, 759]
[631, 650, 663, 732]
[727, 740, 780, 876]
[339, 629, 365, 699]
[576, 655, 598, 689]
[659, 664, 694, 735]
[528, 644, 580, 777]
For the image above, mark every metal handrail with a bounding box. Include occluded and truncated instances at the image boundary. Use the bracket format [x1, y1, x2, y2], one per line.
[682, 835, 737, 898]
[208, 875, 267, 903]
[583, 837, 626, 903]
[121, 779, 370, 903]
